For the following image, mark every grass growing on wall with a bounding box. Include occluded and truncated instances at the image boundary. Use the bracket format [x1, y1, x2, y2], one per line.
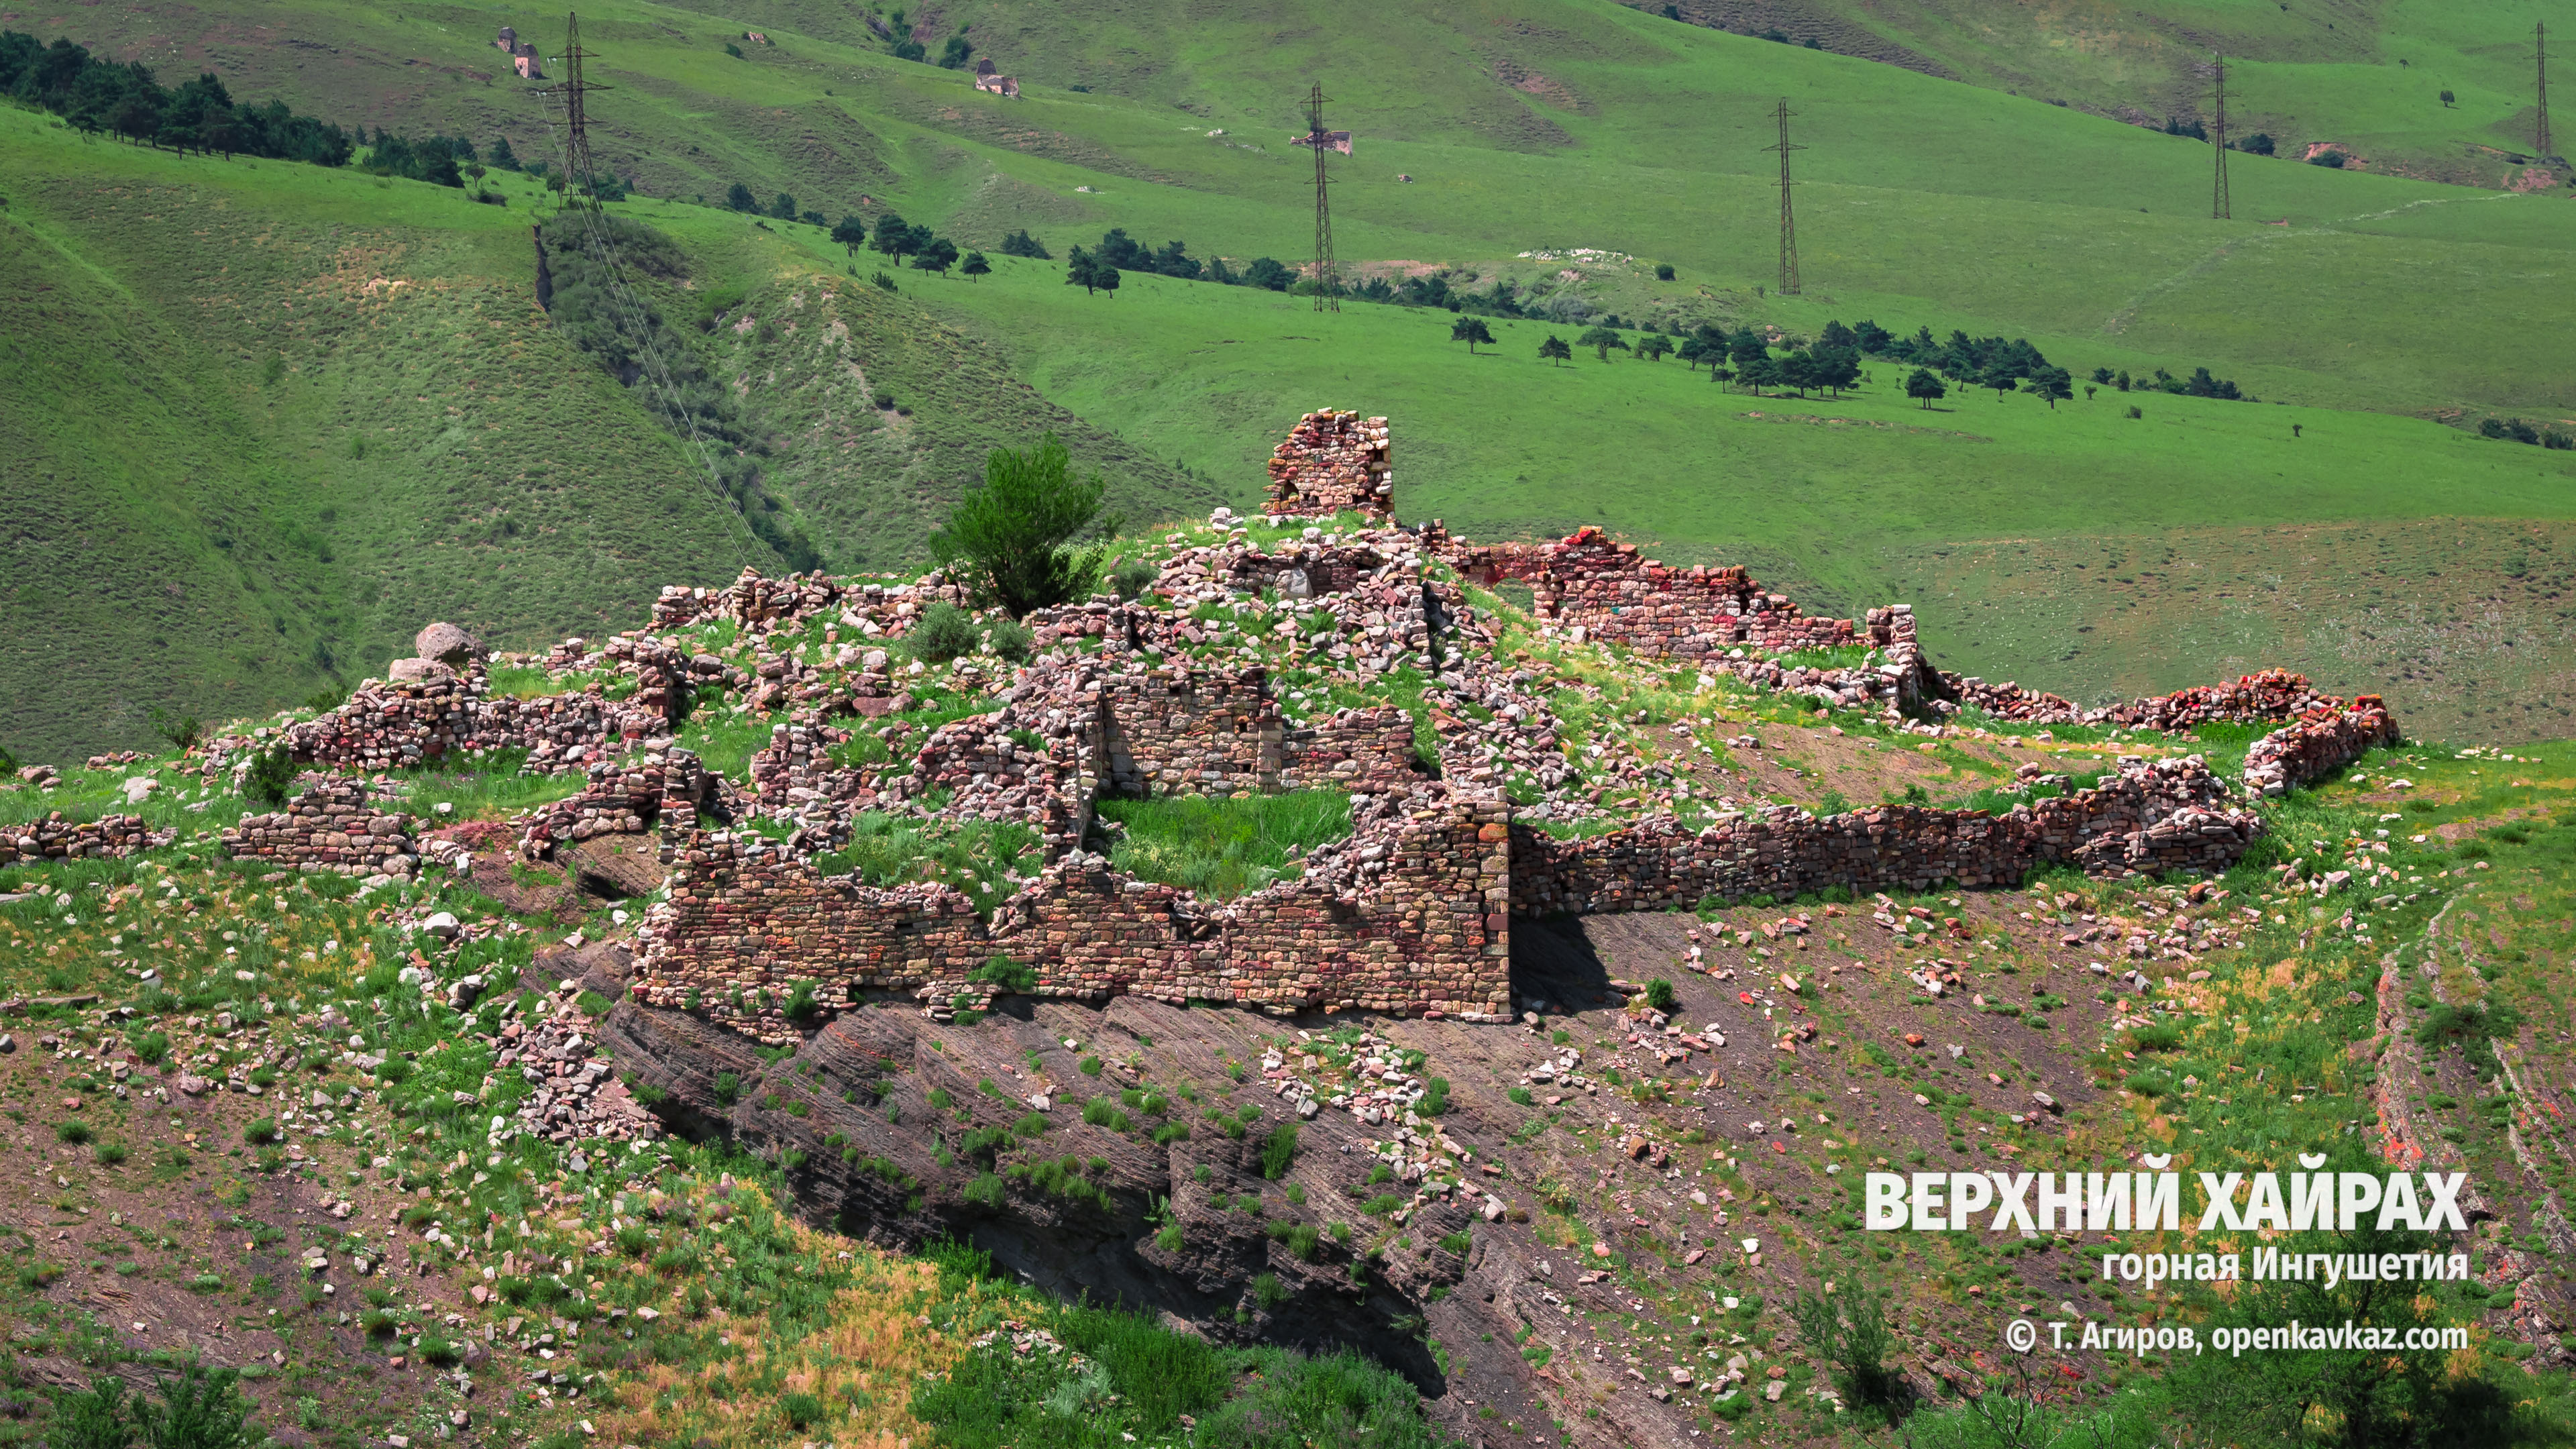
[1094, 790, 1354, 898]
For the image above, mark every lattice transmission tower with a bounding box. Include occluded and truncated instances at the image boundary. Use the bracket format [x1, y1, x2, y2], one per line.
[1763, 100, 1803, 295]
[2540, 21, 2555, 158]
[1291, 84, 1352, 312]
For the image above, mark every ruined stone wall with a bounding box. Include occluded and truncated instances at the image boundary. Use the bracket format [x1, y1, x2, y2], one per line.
[632, 834, 987, 1033]
[219, 780, 420, 877]
[627, 792, 1512, 1040]
[652, 568, 849, 631]
[1265, 411, 1391, 519]
[2243, 702, 2399, 797]
[1225, 796, 1511, 1020]
[1946, 668, 2351, 733]
[1281, 708, 1422, 792]
[1449, 527, 1863, 659]
[0, 814, 175, 870]
[282, 669, 668, 773]
[519, 750, 713, 859]
[1509, 757, 2260, 916]
[1097, 669, 1282, 797]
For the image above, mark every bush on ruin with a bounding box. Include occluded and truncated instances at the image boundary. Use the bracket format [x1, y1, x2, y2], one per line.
[968, 955, 1039, 995]
[905, 602, 980, 663]
[986, 616, 1035, 662]
[931, 433, 1117, 619]
[243, 743, 295, 807]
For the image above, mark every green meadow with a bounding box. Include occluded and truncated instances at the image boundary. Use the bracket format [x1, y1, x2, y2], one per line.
[5, 0, 2573, 757]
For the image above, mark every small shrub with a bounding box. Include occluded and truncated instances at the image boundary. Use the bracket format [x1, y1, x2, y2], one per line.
[54, 1121, 93, 1145]
[1644, 977, 1678, 1012]
[243, 744, 296, 807]
[905, 602, 979, 664]
[148, 706, 203, 753]
[1417, 1077, 1450, 1116]
[1251, 1272, 1289, 1308]
[95, 1142, 127, 1165]
[1110, 559, 1159, 602]
[986, 616, 1035, 661]
[712, 1071, 741, 1107]
[967, 955, 1038, 994]
[1507, 1086, 1534, 1106]
[1260, 1122, 1299, 1180]
[781, 1391, 827, 1430]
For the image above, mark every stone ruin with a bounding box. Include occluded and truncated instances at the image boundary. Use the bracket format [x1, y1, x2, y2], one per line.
[973, 58, 1022, 98]
[219, 778, 420, 878]
[1, 814, 173, 869]
[1265, 410, 1391, 519]
[493, 25, 543, 79]
[0, 405, 2390, 1042]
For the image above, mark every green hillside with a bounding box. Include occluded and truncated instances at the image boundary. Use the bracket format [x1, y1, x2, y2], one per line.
[5, 0, 2574, 759]
[64, 0, 2576, 420]
[0, 111, 1199, 762]
[878, 246, 2576, 742]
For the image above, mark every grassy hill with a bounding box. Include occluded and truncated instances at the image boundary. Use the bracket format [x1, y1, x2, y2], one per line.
[6, 0, 2575, 759]
[0, 113, 1201, 762]
[1660, 0, 2570, 186]
[869, 246, 2576, 741]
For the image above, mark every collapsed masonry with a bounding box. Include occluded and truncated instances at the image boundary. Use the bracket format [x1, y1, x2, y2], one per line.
[1265, 410, 1391, 519]
[219, 780, 420, 877]
[109, 407, 2392, 1042]
[1, 813, 174, 869]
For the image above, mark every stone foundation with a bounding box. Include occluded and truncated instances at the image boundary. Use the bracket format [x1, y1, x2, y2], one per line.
[1509, 756, 2260, 916]
[220, 780, 419, 877]
[0, 814, 175, 870]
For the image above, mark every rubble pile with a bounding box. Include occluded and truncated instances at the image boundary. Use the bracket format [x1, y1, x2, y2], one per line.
[0, 812, 175, 869]
[2243, 700, 2401, 796]
[498, 985, 660, 1146]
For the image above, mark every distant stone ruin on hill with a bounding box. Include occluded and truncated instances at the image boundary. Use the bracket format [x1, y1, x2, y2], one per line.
[23, 408, 2392, 1041]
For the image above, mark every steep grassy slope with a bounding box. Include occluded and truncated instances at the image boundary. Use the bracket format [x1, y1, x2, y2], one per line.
[0, 117, 1201, 760]
[65, 0, 2576, 420]
[0, 113, 771, 762]
[1658, 0, 2569, 186]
